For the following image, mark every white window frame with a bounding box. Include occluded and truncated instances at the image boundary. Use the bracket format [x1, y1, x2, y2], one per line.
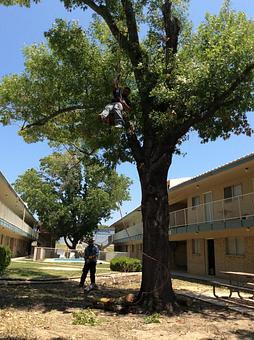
[192, 195, 200, 209]
[192, 239, 201, 255]
[224, 184, 242, 201]
[226, 237, 245, 256]
[203, 191, 213, 222]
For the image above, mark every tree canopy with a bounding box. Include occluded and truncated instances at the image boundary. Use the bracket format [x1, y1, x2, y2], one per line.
[1, 0, 254, 311]
[0, 1, 253, 155]
[14, 151, 131, 249]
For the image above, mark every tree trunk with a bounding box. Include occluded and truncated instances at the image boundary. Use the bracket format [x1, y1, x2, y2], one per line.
[136, 157, 177, 312]
[64, 235, 78, 249]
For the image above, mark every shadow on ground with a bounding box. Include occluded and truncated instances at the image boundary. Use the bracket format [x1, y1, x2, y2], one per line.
[1, 278, 252, 325]
[0, 280, 138, 314]
[232, 329, 254, 339]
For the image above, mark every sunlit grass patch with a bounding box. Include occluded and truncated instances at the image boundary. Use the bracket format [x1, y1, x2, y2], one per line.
[1, 260, 110, 280]
[144, 313, 161, 324]
[72, 308, 99, 326]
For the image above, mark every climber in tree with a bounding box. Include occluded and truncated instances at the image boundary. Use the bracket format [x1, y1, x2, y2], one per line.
[100, 75, 132, 128]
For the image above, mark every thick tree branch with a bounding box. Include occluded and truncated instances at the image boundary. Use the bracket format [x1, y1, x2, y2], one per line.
[80, 0, 158, 163]
[81, 1, 149, 88]
[82, 1, 130, 53]
[119, 0, 151, 92]
[161, 1, 180, 71]
[121, 0, 139, 47]
[21, 105, 85, 130]
[123, 119, 144, 163]
[64, 235, 74, 249]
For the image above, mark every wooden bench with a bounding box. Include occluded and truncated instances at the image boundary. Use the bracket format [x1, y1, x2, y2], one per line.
[212, 280, 254, 299]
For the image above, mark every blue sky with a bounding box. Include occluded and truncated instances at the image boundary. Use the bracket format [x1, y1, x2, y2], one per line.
[0, 0, 253, 224]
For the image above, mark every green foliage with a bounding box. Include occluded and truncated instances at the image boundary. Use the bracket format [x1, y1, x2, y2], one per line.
[110, 256, 142, 272]
[143, 313, 161, 324]
[14, 151, 131, 248]
[0, 3, 253, 157]
[72, 308, 99, 326]
[0, 246, 11, 274]
[0, 0, 38, 6]
[0, 19, 130, 163]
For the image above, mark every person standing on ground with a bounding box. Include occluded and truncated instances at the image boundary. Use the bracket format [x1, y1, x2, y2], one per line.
[79, 238, 99, 289]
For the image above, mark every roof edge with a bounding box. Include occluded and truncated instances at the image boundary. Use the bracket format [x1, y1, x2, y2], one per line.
[0, 171, 37, 223]
[169, 153, 254, 192]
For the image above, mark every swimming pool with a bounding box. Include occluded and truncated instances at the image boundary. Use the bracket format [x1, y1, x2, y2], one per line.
[46, 258, 84, 263]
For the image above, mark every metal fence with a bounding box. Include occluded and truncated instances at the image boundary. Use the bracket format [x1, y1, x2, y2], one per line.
[169, 192, 254, 228]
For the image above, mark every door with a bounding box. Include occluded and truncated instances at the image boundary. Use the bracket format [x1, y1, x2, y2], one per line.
[207, 239, 216, 276]
[204, 192, 213, 222]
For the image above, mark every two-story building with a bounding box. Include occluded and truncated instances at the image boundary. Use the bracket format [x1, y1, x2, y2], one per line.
[0, 171, 37, 257]
[111, 153, 254, 278]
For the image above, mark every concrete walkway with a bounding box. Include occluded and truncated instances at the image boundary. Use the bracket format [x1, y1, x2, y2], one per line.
[171, 271, 254, 317]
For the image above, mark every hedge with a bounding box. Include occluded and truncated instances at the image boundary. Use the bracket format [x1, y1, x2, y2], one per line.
[110, 256, 142, 272]
[0, 245, 11, 274]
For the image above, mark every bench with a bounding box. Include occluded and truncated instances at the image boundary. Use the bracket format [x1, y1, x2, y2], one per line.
[212, 280, 254, 299]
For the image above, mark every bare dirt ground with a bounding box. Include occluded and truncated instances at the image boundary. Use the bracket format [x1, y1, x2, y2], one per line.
[0, 273, 254, 340]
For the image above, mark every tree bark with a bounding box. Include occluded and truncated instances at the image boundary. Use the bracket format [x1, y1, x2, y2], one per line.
[136, 154, 177, 312]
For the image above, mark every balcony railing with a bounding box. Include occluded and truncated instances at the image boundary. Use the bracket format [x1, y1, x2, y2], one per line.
[113, 223, 143, 242]
[0, 201, 36, 238]
[169, 192, 254, 228]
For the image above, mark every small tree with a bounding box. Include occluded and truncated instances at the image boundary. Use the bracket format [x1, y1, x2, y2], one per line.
[0, 246, 11, 274]
[15, 151, 131, 249]
[1, 0, 254, 311]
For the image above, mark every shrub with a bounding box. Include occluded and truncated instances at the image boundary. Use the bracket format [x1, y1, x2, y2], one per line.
[0, 245, 11, 274]
[110, 256, 142, 272]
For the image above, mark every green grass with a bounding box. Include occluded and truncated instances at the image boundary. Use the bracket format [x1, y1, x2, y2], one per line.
[0, 260, 111, 280]
[72, 309, 99, 326]
[143, 313, 161, 324]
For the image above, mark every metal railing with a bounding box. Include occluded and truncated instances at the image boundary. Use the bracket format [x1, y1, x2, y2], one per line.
[113, 223, 143, 242]
[112, 192, 254, 243]
[169, 192, 254, 228]
[0, 201, 36, 238]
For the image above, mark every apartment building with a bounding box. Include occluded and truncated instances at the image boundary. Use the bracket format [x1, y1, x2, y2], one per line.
[111, 154, 254, 278]
[0, 171, 37, 257]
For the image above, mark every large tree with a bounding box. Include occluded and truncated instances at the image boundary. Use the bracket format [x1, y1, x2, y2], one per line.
[14, 151, 131, 249]
[1, 0, 254, 311]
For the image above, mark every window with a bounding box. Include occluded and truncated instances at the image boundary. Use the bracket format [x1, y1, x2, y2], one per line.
[224, 184, 242, 200]
[192, 239, 201, 255]
[192, 196, 200, 208]
[226, 237, 245, 255]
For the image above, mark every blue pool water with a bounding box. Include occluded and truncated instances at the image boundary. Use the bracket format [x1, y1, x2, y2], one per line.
[50, 258, 84, 262]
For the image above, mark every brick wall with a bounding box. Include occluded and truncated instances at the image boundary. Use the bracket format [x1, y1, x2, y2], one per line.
[187, 239, 207, 275]
[215, 236, 254, 276]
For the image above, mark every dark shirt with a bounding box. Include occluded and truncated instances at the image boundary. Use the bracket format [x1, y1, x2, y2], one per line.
[123, 96, 131, 107]
[112, 87, 122, 103]
[84, 244, 99, 263]
[112, 88, 131, 107]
